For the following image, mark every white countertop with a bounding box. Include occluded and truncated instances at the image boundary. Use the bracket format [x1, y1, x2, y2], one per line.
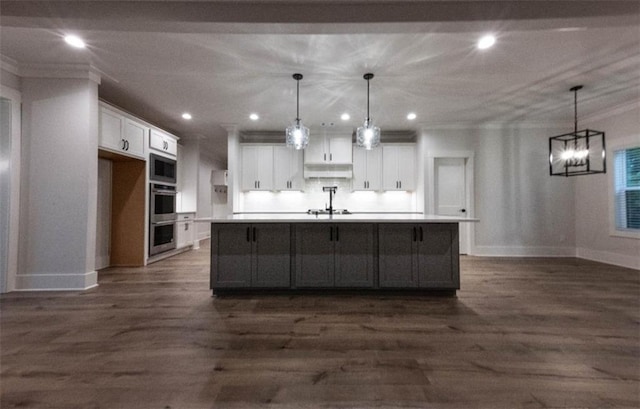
[197, 213, 479, 223]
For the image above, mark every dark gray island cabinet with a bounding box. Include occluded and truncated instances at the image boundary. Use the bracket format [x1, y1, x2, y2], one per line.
[210, 218, 461, 294]
[212, 223, 291, 288]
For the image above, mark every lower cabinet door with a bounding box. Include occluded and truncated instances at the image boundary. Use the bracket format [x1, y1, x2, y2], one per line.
[295, 224, 334, 287]
[334, 224, 375, 287]
[211, 224, 252, 288]
[417, 223, 459, 289]
[378, 224, 419, 288]
[252, 224, 291, 288]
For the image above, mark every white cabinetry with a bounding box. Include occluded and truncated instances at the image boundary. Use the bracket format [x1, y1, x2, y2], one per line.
[352, 146, 382, 191]
[304, 134, 352, 165]
[382, 145, 416, 191]
[241, 145, 274, 191]
[176, 213, 195, 249]
[99, 105, 147, 159]
[150, 129, 177, 157]
[273, 146, 304, 191]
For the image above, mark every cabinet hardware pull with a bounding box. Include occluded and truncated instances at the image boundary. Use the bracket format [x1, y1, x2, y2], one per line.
[330, 153, 332, 161]
[324, 153, 326, 161]
[364, 181, 366, 188]
[400, 181, 402, 189]
[412, 227, 417, 242]
[420, 226, 423, 241]
[329, 226, 333, 241]
[246, 227, 250, 242]
[336, 226, 339, 241]
[126, 140, 130, 151]
[121, 139, 126, 150]
[253, 227, 257, 242]
[185, 224, 189, 231]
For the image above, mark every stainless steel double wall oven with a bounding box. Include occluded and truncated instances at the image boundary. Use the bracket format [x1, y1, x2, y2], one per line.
[149, 153, 177, 256]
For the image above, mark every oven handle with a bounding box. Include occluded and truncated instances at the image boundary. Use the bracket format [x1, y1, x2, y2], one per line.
[152, 188, 177, 195]
[151, 220, 176, 226]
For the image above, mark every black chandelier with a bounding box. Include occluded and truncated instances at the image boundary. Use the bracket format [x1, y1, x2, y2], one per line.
[549, 85, 606, 177]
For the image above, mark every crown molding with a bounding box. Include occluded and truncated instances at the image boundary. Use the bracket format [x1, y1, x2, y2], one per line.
[18, 63, 102, 84]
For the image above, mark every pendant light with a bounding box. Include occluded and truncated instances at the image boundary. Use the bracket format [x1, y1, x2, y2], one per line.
[285, 73, 309, 150]
[549, 85, 606, 176]
[356, 73, 381, 150]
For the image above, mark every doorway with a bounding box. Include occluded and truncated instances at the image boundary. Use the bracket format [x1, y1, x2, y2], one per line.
[427, 151, 474, 255]
[0, 87, 21, 293]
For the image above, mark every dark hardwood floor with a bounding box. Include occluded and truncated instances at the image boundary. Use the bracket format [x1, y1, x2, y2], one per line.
[1, 241, 639, 408]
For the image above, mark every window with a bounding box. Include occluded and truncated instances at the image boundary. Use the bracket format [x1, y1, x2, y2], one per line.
[614, 147, 640, 231]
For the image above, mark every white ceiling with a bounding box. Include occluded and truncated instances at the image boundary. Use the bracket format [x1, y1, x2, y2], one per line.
[2, 1, 639, 164]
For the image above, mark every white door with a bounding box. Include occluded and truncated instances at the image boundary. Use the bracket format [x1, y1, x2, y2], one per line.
[435, 158, 469, 254]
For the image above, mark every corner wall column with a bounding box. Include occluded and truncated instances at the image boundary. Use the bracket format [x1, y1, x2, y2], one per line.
[16, 66, 101, 290]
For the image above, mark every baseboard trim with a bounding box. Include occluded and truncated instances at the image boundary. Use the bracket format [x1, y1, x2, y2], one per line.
[576, 248, 640, 270]
[473, 246, 576, 257]
[14, 271, 98, 291]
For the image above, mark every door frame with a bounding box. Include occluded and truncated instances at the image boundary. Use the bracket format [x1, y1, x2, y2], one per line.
[426, 150, 475, 255]
[1, 85, 22, 293]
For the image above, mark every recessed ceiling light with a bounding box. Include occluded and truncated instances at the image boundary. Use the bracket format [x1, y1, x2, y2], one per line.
[477, 34, 496, 50]
[407, 113, 417, 120]
[64, 35, 86, 49]
[182, 113, 192, 120]
[341, 113, 350, 121]
[249, 113, 259, 121]
[556, 27, 587, 32]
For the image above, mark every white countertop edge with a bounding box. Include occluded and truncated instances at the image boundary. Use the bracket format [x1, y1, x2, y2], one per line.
[196, 214, 479, 223]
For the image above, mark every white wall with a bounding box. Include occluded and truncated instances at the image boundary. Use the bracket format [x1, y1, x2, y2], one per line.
[177, 142, 199, 213]
[421, 124, 576, 256]
[576, 105, 640, 269]
[17, 77, 99, 290]
[197, 152, 227, 240]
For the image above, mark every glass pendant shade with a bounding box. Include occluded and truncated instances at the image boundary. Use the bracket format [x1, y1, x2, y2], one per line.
[356, 73, 381, 149]
[285, 73, 309, 150]
[286, 119, 309, 150]
[356, 119, 381, 150]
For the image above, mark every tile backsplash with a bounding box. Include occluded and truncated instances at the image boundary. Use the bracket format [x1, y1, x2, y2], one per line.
[240, 179, 418, 213]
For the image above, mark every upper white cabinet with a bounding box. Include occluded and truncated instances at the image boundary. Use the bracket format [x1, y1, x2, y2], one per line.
[241, 145, 274, 191]
[304, 134, 352, 165]
[273, 146, 304, 191]
[382, 145, 416, 191]
[150, 129, 177, 157]
[99, 106, 147, 159]
[352, 146, 382, 191]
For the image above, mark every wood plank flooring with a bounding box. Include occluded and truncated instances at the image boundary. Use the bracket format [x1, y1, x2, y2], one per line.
[1, 241, 639, 408]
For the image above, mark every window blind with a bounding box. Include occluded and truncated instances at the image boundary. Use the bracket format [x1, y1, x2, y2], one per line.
[614, 147, 640, 230]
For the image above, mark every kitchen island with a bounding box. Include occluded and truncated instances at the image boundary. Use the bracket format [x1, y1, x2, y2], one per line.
[209, 214, 477, 295]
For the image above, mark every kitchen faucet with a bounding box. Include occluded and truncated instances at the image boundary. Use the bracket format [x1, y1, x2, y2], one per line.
[322, 186, 338, 216]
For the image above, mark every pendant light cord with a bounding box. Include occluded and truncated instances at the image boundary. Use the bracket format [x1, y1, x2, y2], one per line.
[296, 78, 300, 121]
[366, 77, 370, 121]
[574, 87, 578, 134]
[570, 85, 582, 134]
